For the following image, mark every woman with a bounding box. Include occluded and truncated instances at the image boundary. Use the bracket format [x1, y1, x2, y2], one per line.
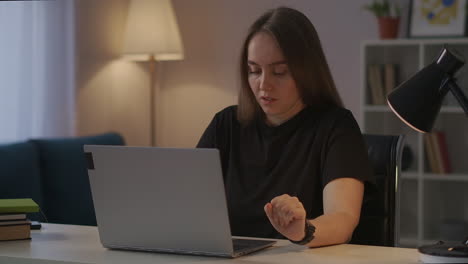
[197, 7, 373, 247]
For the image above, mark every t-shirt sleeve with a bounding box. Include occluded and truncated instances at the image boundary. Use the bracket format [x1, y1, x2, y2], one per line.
[321, 110, 374, 189]
[196, 114, 218, 149]
[196, 107, 235, 177]
[196, 106, 235, 149]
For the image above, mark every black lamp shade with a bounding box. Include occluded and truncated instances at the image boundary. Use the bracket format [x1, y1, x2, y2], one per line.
[387, 47, 465, 133]
[387, 64, 447, 133]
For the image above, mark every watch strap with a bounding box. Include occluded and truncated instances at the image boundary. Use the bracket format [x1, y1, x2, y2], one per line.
[289, 220, 315, 245]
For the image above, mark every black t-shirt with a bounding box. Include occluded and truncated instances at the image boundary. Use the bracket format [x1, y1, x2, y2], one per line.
[196, 105, 373, 239]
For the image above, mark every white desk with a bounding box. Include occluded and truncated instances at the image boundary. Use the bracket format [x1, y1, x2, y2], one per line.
[0, 224, 419, 264]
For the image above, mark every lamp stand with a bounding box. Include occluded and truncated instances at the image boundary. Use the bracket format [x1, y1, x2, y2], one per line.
[149, 55, 157, 147]
[447, 79, 468, 115]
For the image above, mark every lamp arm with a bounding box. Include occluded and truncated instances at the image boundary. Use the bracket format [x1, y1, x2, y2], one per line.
[447, 79, 468, 116]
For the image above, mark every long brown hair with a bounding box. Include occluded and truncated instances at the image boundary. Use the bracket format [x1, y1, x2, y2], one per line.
[237, 7, 343, 125]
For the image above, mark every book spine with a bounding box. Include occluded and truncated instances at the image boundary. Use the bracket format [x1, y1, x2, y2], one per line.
[424, 134, 437, 173]
[430, 132, 443, 174]
[384, 63, 396, 97]
[0, 220, 31, 226]
[368, 64, 386, 105]
[0, 199, 39, 214]
[436, 131, 452, 174]
[0, 213, 27, 221]
[374, 64, 385, 105]
[368, 65, 378, 105]
[0, 224, 31, 241]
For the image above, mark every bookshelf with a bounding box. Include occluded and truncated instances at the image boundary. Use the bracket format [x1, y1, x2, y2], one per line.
[361, 39, 468, 248]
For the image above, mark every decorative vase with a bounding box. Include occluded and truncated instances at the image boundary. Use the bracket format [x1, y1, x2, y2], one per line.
[378, 17, 400, 39]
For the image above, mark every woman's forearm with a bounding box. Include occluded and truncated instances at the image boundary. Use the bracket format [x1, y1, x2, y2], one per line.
[304, 212, 359, 247]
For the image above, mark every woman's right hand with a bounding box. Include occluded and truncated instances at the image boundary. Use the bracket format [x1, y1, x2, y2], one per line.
[264, 194, 307, 241]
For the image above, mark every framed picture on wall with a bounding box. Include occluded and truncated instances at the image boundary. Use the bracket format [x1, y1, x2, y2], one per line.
[408, 0, 468, 38]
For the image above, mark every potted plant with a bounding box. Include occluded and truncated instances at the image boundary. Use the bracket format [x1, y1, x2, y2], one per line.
[364, 0, 401, 39]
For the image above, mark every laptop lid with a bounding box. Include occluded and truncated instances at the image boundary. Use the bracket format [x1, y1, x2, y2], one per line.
[84, 146, 235, 257]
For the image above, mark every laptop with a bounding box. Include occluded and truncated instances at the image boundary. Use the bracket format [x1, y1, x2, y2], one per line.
[84, 145, 276, 258]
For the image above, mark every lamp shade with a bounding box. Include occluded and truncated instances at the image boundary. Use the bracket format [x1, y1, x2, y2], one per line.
[387, 47, 465, 133]
[123, 0, 184, 61]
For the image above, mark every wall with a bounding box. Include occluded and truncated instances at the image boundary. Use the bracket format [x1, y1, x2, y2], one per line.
[76, 0, 153, 146]
[76, 0, 408, 147]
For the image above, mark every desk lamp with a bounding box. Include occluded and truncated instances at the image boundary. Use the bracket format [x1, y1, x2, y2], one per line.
[387, 46, 468, 263]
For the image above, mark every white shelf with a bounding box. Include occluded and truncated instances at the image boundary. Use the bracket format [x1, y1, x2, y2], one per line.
[363, 38, 468, 46]
[402, 172, 419, 180]
[402, 172, 468, 181]
[364, 105, 465, 113]
[423, 173, 468, 182]
[438, 106, 467, 113]
[364, 105, 390, 112]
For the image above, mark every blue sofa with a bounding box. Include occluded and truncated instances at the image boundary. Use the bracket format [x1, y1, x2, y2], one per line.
[0, 132, 125, 226]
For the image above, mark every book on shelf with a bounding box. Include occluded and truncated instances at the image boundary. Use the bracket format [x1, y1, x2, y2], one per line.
[424, 133, 438, 173]
[430, 132, 443, 174]
[384, 63, 398, 97]
[367, 63, 399, 105]
[367, 64, 385, 105]
[423, 131, 452, 174]
[435, 131, 452, 174]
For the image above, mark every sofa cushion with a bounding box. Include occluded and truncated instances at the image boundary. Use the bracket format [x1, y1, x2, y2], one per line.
[0, 141, 44, 220]
[30, 132, 125, 226]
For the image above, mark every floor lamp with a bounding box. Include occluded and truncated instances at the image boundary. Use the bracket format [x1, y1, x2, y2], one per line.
[122, 0, 184, 146]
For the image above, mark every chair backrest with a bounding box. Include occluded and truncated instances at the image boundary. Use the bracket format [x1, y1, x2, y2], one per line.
[350, 134, 405, 247]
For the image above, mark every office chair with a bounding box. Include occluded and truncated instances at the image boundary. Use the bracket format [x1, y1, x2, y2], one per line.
[350, 134, 405, 247]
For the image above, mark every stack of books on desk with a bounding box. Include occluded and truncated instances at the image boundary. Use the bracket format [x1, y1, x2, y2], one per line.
[0, 199, 39, 241]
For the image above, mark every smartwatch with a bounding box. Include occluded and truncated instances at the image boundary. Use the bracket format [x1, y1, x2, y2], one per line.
[289, 220, 315, 245]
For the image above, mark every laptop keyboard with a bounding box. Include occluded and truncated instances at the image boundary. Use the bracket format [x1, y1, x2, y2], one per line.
[232, 238, 274, 252]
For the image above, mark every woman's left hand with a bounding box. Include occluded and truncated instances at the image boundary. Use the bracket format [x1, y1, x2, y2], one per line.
[264, 194, 307, 241]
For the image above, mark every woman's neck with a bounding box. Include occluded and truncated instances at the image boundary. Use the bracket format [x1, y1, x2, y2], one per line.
[265, 100, 306, 126]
